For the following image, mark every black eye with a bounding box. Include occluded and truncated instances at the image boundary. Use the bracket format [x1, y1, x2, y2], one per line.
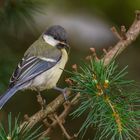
[54, 36, 57, 40]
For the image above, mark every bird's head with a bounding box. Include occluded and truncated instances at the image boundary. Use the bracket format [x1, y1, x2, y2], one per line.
[43, 25, 69, 49]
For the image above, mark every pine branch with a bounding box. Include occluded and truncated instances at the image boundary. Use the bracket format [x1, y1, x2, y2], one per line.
[103, 10, 140, 65]
[21, 90, 71, 129]
[20, 10, 140, 139]
[0, 0, 47, 35]
[37, 93, 80, 140]
[0, 113, 46, 140]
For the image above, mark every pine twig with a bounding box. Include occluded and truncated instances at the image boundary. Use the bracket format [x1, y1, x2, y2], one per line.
[111, 26, 122, 40]
[37, 93, 80, 140]
[103, 10, 140, 66]
[20, 90, 71, 129]
[54, 113, 73, 140]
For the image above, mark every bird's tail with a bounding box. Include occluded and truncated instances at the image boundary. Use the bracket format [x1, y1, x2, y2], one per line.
[0, 87, 19, 109]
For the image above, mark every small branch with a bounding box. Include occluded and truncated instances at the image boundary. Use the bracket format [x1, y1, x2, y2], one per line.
[120, 25, 127, 40]
[37, 94, 80, 140]
[111, 25, 127, 40]
[20, 90, 71, 128]
[24, 114, 30, 121]
[103, 10, 140, 66]
[102, 48, 108, 55]
[111, 27, 122, 40]
[54, 113, 73, 140]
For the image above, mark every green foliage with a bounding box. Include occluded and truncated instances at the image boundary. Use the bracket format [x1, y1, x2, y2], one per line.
[69, 59, 140, 140]
[0, 113, 49, 140]
[0, 0, 47, 34]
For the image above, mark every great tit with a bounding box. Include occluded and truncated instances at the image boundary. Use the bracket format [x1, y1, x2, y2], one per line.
[0, 25, 69, 109]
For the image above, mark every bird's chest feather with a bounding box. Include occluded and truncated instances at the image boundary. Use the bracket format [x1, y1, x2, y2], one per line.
[30, 49, 68, 90]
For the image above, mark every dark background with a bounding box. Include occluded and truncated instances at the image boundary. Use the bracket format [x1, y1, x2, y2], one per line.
[0, 0, 140, 139]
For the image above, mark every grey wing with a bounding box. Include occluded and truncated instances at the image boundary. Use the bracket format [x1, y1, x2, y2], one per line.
[9, 55, 61, 88]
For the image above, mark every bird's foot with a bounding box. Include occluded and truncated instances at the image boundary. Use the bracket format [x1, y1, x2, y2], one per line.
[53, 87, 69, 101]
[36, 92, 46, 110]
[62, 88, 68, 101]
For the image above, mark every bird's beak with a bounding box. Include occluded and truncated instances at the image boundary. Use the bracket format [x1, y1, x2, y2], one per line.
[59, 41, 70, 48]
[65, 43, 70, 48]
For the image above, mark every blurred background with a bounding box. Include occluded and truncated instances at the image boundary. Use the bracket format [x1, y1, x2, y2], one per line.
[0, 0, 140, 139]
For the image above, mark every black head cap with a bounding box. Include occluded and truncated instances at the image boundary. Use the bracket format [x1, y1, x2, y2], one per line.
[44, 25, 68, 44]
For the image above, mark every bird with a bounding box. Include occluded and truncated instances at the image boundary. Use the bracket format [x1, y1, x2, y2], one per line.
[0, 25, 69, 109]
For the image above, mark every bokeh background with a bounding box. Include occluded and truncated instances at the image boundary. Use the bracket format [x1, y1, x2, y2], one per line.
[0, 0, 140, 139]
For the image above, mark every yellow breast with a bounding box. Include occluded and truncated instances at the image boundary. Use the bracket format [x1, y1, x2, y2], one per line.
[31, 49, 68, 91]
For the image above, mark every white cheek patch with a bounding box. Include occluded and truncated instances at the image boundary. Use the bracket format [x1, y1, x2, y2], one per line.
[43, 35, 59, 46]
